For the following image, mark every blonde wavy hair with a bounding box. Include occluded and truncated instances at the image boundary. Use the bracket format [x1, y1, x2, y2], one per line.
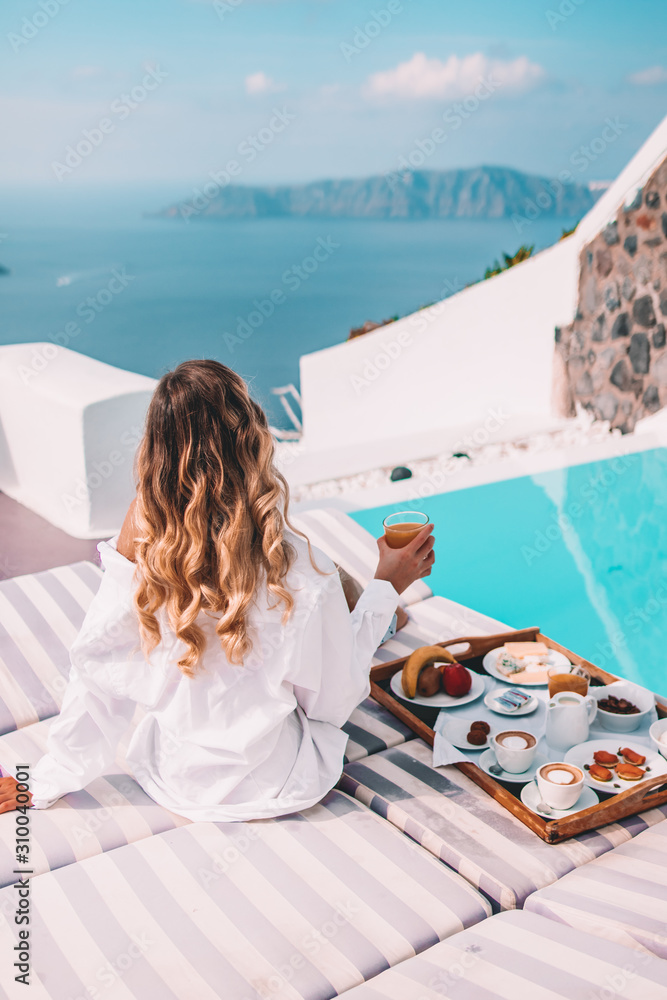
[133, 359, 317, 675]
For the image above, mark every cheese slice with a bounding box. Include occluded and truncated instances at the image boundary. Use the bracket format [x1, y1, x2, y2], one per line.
[504, 642, 549, 658]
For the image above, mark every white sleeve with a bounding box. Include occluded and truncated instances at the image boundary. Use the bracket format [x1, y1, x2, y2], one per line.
[289, 574, 398, 728]
[30, 540, 145, 809]
[30, 662, 136, 809]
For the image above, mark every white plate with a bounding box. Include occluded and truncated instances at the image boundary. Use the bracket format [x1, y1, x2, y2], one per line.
[438, 716, 497, 751]
[564, 738, 667, 792]
[520, 780, 599, 818]
[484, 690, 539, 716]
[389, 669, 485, 709]
[483, 646, 571, 687]
[478, 748, 547, 784]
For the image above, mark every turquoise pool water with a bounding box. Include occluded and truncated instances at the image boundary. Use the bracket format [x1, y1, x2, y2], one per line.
[351, 447, 667, 695]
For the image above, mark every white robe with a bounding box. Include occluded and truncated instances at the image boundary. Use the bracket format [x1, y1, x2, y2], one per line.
[30, 531, 398, 821]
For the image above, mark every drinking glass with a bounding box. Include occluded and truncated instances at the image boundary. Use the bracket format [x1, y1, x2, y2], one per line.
[548, 664, 590, 699]
[383, 511, 429, 549]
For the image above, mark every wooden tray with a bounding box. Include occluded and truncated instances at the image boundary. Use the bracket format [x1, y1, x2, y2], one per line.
[370, 627, 667, 844]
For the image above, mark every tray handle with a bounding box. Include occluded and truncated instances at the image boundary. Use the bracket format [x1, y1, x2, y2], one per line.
[577, 771, 667, 823]
[434, 627, 541, 660]
[613, 770, 667, 808]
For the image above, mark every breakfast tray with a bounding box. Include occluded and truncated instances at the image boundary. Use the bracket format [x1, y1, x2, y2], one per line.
[370, 627, 667, 844]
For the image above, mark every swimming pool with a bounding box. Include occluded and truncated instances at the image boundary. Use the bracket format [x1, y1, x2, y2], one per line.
[351, 447, 667, 696]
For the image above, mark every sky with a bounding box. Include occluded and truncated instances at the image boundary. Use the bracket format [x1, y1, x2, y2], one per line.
[1, 0, 667, 199]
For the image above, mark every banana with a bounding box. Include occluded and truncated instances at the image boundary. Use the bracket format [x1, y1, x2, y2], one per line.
[401, 645, 457, 699]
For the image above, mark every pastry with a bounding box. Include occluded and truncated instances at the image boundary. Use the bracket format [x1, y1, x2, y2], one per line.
[615, 763, 645, 781]
[618, 747, 646, 766]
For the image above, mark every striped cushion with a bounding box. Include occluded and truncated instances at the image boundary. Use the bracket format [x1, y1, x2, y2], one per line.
[0, 718, 189, 890]
[340, 739, 667, 912]
[371, 594, 510, 665]
[290, 507, 432, 606]
[343, 698, 416, 763]
[0, 561, 102, 735]
[0, 791, 491, 999]
[339, 910, 667, 999]
[525, 821, 667, 958]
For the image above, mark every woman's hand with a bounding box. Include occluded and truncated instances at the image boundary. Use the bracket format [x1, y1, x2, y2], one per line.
[374, 523, 435, 595]
[0, 776, 32, 814]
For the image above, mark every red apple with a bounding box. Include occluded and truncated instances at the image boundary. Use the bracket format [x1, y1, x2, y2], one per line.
[441, 662, 472, 698]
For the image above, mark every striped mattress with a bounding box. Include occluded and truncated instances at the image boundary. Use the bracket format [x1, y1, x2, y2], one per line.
[0, 790, 491, 1000]
[0, 562, 101, 734]
[0, 592, 511, 887]
[339, 910, 667, 999]
[525, 819, 667, 959]
[0, 717, 190, 890]
[339, 739, 667, 912]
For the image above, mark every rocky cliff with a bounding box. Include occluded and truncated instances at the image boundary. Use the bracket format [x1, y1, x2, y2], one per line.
[157, 166, 601, 221]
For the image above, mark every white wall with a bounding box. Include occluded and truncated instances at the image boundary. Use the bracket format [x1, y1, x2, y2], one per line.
[0, 344, 156, 538]
[292, 114, 667, 485]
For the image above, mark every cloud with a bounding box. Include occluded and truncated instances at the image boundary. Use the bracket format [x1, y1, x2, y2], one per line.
[627, 66, 667, 86]
[245, 71, 286, 95]
[364, 52, 545, 101]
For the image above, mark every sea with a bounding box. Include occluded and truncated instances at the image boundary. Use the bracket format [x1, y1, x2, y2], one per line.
[0, 185, 578, 428]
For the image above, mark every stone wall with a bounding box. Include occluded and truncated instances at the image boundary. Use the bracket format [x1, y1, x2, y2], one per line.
[555, 156, 667, 432]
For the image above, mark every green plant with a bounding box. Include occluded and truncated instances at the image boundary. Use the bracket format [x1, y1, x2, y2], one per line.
[560, 224, 578, 239]
[484, 244, 534, 280]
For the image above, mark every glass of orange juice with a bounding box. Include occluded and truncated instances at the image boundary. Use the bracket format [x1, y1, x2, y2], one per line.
[548, 665, 590, 699]
[383, 511, 430, 549]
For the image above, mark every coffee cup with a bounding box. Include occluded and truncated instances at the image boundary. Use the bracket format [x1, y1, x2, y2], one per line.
[491, 730, 537, 774]
[536, 762, 584, 810]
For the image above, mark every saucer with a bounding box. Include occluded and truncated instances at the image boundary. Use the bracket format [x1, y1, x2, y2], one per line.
[484, 690, 539, 716]
[521, 780, 599, 818]
[478, 749, 547, 784]
[437, 715, 498, 751]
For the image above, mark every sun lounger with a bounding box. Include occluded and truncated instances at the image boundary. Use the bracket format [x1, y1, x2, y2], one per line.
[339, 739, 667, 911]
[525, 819, 667, 959]
[0, 790, 491, 1000]
[337, 910, 667, 999]
[0, 562, 101, 734]
[0, 717, 189, 890]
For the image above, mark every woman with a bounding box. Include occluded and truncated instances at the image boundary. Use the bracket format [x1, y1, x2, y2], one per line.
[0, 361, 434, 820]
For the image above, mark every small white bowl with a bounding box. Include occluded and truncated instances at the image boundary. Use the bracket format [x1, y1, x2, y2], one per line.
[650, 718, 667, 760]
[592, 681, 655, 733]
